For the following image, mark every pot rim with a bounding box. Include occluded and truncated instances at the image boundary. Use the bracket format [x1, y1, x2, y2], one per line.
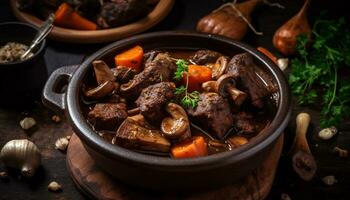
[0, 22, 46, 66]
[66, 31, 291, 168]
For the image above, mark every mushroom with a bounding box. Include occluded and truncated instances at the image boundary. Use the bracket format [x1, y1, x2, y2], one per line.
[291, 113, 317, 181]
[161, 103, 191, 140]
[92, 60, 115, 85]
[84, 80, 117, 99]
[113, 115, 171, 153]
[211, 56, 228, 80]
[202, 74, 247, 106]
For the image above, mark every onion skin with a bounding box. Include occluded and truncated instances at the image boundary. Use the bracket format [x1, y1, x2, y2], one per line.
[273, 0, 311, 56]
[196, 0, 259, 41]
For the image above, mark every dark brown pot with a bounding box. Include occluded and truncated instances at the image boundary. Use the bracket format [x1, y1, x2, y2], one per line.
[42, 32, 291, 191]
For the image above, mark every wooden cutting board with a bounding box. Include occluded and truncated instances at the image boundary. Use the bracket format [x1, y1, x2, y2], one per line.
[10, 0, 175, 43]
[66, 134, 283, 200]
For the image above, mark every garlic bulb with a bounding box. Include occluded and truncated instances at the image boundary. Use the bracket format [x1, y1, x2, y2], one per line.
[0, 139, 41, 177]
[318, 126, 337, 140]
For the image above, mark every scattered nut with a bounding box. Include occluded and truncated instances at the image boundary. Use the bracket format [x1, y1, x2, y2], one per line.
[277, 58, 289, 71]
[48, 181, 62, 192]
[66, 135, 71, 140]
[322, 175, 337, 186]
[55, 137, 69, 151]
[51, 115, 61, 123]
[281, 193, 291, 200]
[333, 146, 348, 157]
[0, 171, 9, 182]
[318, 126, 337, 140]
[19, 117, 36, 130]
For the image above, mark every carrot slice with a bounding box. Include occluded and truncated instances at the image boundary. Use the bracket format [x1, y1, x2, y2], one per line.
[54, 3, 97, 30]
[183, 65, 212, 92]
[115, 45, 144, 72]
[171, 136, 208, 159]
[257, 47, 278, 64]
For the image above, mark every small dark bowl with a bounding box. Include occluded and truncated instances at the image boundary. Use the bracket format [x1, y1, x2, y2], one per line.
[43, 32, 291, 191]
[0, 22, 47, 107]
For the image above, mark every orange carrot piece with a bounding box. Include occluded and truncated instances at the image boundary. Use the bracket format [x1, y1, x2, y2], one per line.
[183, 65, 212, 92]
[115, 45, 144, 72]
[257, 47, 278, 64]
[171, 136, 208, 159]
[54, 3, 97, 30]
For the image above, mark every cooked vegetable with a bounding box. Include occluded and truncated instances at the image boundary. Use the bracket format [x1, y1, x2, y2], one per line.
[115, 45, 144, 72]
[161, 103, 191, 140]
[174, 59, 201, 108]
[273, 0, 311, 55]
[171, 136, 208, 159]
[289, 18, 350, 127]
[196, 0, 261, 40]
[54, 2, 97, 30]
[184, 65, 212, 92]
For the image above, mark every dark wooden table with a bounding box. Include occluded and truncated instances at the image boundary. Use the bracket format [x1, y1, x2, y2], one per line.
[1, 0, 349, 199]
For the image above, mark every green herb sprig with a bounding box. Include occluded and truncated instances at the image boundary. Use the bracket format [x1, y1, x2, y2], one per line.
[174, 59, 200, 108]
[289, 18, 350, 127]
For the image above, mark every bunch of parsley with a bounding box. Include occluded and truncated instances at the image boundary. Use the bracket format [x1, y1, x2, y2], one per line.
[289, 18, 350, 127]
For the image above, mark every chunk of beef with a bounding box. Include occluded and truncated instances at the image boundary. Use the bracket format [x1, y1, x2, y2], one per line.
[111, 66, 136, 83]
[187, 92, 233, 139]
[87, 103, 128, 131]
[190, 50, 222, 65]
[233, 112, 257, 134]
[120, 55, 177, 99]
[97, 0, 149, 28]
[226, 53, 272, 108]
[135, 82, 176, 122]
[113, 115, 171, 153]
[143, 50, 161, 64]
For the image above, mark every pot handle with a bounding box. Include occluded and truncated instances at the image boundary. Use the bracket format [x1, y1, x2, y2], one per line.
[42, 65, 78, 114]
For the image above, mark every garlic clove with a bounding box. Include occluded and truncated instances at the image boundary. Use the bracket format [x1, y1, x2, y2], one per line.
[48, 181, 62, 192]
[318, 126, 337, 140]
[55, 137, 70, 151]
[277, 58, 289, 71]
[19, 117, 36, 130]
[322, 175, 337, 186]
[0, 139, 41, 177]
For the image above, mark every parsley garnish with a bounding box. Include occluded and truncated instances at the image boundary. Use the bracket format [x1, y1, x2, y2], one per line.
[289, 18, 350, 127]
[174, 59, 200, 108]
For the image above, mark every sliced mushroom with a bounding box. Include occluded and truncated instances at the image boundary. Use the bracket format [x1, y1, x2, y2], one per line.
[211, 56, 228, 80]
[85, 81, 116, 99]
[92, 60, 116, 85]
[202, 74, 247, 106]
[161, 103, 191, 140]
[113, 115, 171, 153]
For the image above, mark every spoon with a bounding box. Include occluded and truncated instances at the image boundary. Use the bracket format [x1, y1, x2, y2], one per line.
[21, 13, 55, 60]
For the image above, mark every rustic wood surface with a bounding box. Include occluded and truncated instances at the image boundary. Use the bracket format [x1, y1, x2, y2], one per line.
[0, 0, 349, 199]
[66, 134, 283, 200]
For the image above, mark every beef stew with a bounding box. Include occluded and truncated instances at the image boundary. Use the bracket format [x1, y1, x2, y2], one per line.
[82, 46, 278, 159]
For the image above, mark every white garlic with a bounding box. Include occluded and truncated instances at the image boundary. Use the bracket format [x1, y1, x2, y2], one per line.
[318, 126, 337, 140]
[322, 175, 337, 186]
[0, 139, 41, 177]
[55, 137, 69, 151]
[20, 117, 36, 130]
[277, 58, 289, 71]
[48, 181, 62, 192]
